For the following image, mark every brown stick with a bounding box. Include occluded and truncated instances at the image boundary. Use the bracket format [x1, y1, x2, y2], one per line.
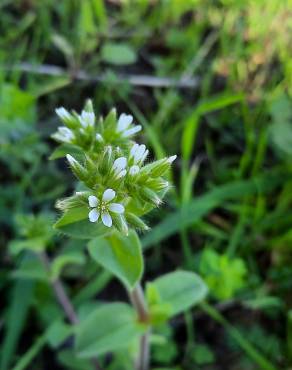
[0, 62, 199, 89]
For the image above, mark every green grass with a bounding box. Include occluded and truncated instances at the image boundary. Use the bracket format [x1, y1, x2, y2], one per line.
[1, 0, 292, 369]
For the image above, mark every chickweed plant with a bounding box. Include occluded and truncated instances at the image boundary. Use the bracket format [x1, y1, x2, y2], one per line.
[50, 100, 208, 370]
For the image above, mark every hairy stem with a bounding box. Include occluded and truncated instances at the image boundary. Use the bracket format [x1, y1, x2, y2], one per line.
[39, 252, 102, 370]
[39, 252, 79, 324]
[129, 283, 150, 370]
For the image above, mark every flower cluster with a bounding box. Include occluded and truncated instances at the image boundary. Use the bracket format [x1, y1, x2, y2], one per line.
[53, 100, 176, 234]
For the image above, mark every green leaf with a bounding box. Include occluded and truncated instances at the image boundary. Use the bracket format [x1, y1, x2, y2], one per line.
[142, 170, 290, 249]
[51, 34, 74, 60]
[0, 258, 34, 370]
[192, 344, 215, 365]
[58, 350, 94, 370]
[54, 207, 109, 239]
[88, 230, 144, 289]
[150, 271, 208, 316]
[0, 84, 36, 140]
[182, 93, 244, 162]
[92, 0, 108, 30]
[49, 143, 84, 160]
[199, 248, 247, 300]
[46, 321, 72, 349]
[268, 95, 292, 157]
[75, 303, 144, 358]
[9, 238, 47, 255]
[12, 258, 48, 281]
[54, 207, 88, 227]
[101, 42, 137, 65]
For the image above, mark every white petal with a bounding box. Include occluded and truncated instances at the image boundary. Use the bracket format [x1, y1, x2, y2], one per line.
[88, 195, 98, 207]
[134, 144, 146, 163]
[117, 113, 133, 132]
[122, 125, 142, 137]
[102, 189, 116, 202]
[109, 203, 125, 214]
[58, 126, 74, 139]
[101, 212, 112, 227]
[56, 107, 71, 121]
[80, 111, 95, 127]
[141, 149, 149, 163]
[167, 155, 177, 163]
[79, 118, 87, 128]
[116, 169, 127, 179]
[130, 143, 139, 158]
[129, 165, 139, 176]
[113, 157, 127, 172]
[66, 154, 77, 165]
[96, 133, 103, 142]
[89, 209, 100, 222]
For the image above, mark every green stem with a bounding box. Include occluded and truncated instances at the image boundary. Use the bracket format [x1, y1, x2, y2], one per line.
[200, 302, 277, 370]
[129, 283, 150, 370]
[11, 334, 46, 370]
[39, 252, 102, 370]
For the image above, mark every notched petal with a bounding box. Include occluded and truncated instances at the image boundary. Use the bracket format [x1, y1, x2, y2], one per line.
[109, 203, 125, 214]
[101, 212, 112, 227]
[102, 189, 116, 202]
[88, 195, 98, 207]
[89, 209, 100, 222]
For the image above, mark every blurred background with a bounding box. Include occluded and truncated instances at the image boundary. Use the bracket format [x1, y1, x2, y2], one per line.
[1, 0, 292, 369]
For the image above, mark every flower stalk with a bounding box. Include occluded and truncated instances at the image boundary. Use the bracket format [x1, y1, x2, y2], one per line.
[129, 283, 150, 370]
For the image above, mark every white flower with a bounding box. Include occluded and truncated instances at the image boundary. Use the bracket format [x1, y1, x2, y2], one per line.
[79, 110, 95, 128]
[130, 143, 149, 164]
[112, 157, 127, 179]
[55, 107, 72, 122]
[88, 189, 125, 227]
[129, 165, 140, 176]
[116, 113, 142, 138]
[96, 133, 104, 142]
[53, 126, 75, 143]
[128, 143, 149, 176]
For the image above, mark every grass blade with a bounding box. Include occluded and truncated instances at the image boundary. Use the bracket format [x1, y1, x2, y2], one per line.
[142, 170, 289, 249]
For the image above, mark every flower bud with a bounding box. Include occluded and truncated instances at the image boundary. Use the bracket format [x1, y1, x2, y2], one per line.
[55, 107, 79, 129]
[95, 133, 104, 143]
[104, 108, 117, 129]
[112, 214, 129, 235]
[100, 146, 113, 174]
[84, 155, 97, 174]
[84, 99, 94, 113]
[141, 158, 169, 178]
[55, 194, 84, 211]
[140, 187, 161, 206]
[126, 213, 149, 231]
[66, 154, 88, 180]
[145, 155, 176, 178]
[146, 178, 169, 192]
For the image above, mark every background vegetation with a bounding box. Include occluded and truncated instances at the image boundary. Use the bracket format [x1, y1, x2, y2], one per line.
[1, 0, 292, 369]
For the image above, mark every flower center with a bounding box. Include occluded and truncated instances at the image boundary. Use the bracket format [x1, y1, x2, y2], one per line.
[100, 202, 108, 212]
